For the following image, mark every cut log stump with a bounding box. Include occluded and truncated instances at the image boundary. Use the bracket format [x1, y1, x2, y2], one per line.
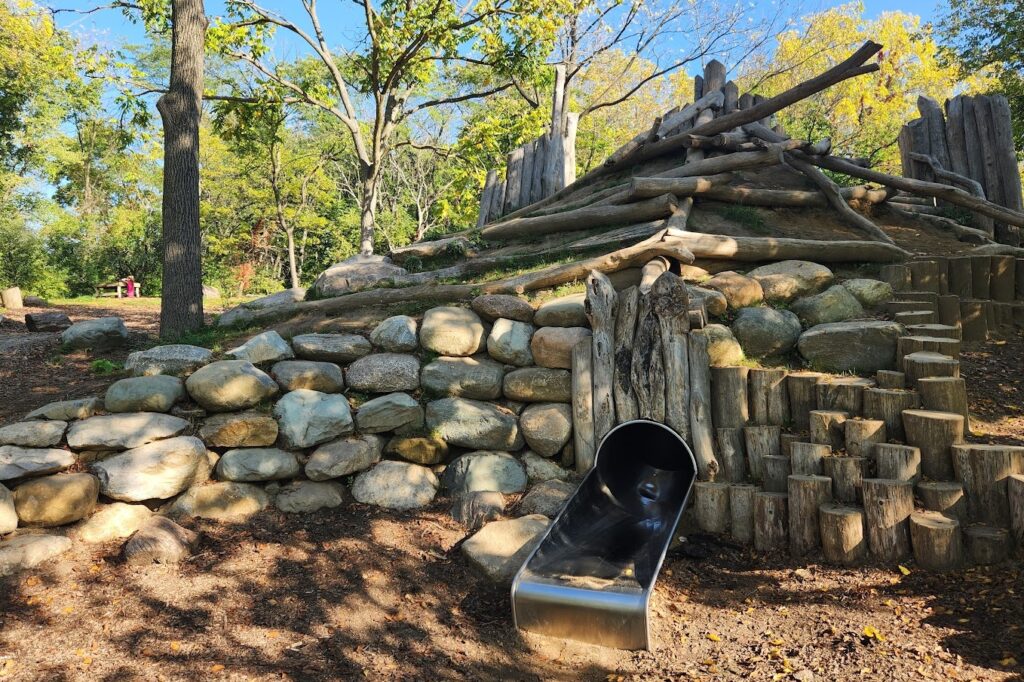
[786, 371, 824, 431]
[844, 419, 886, 459]
[788, 474, 832, 556]
[964, 525, 1009, 565]
[712, 366, 749, 429]
[749, 368, 789, 426]
[754, 492, 789, 553]
[761, 454, 791, 494]
[823, 456, 866, 503]
[903, 409, 964, 480]
[875, 443, 921, 482]
[729, 484, 759, 545]
[694, 481, 731, 534]
[809, 410, 848, 451]
[917, 481, 967, 521]
[791, 442, 831, 476]
[819, 503, 867, 566]
[951, 444, 1024, 526]
[918, 377, 970, 429]
[816, 376, 874, 415]
[743, 425, 781, 483]
[863, 389, 920, 442]
[716, 427, 747, 483]
[909, 511, 963, 571]
[862, 478, 914, 563]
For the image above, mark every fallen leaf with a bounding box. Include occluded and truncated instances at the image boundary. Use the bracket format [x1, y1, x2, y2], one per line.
[707, 633, 721, 642]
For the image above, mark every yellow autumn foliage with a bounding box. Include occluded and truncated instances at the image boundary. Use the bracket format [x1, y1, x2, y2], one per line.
[739, 3, 993, 173]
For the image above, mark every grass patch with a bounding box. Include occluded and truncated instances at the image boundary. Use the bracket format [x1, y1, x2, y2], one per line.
[715, 205, 770, 234]
[90, 358, 122, 375]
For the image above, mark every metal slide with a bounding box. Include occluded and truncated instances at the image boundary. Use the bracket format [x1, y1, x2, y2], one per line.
[511, 420, 697, 650]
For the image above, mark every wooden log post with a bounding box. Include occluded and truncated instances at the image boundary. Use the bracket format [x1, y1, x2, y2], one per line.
[844, 419, 887, 459]
[918, 377, 970, 429]
[876, 370, 906, 389]
[903, 409, 964, 480]
[906, 323, 962, 340]
[748, 368, 789, 426]
[964, 525, 1009, 565]
[694, 481, 731, 534]
[652, 271, 693, 441]
[688, 329, 719, 480]
[571, 339, 596, 472]
[791, 442, 831, 476]
[820, 503, 867, 566]
[951, 444, 1024, 526]
[518, 140, 536, 210]
[477, 169, 498, 228]
[938, 295, 962, 327]
[970, 255, 991, 299]
[875, 444, 921, 482]
[947, 256, 973, 298]
[879, 264, 912, 292]
[754, 492, 789, 552]
[729, 484, 759, 545]
[780, 432, 802, 458]
[816, 377, 874, 416]
[902, 351, 959, 386]
[631, 292, 666, 422]
[612, 286, 640, 423]
[917, 481, 967, 521]
[1008, 474, 1024, 546]
[809, 410, 849, 451]
[743, 425, 781, 483]
[896, 336, 961, 365]
[585, 271, 617, 442]
[639, 257, 671, 293]
[712, 366, 750, 429]
[909, 260, 943, 294]
[716, 428, 747, 483]
[823, 456, 866, 503]
[862, 478, 914, 562]
[863, 388, 921, 442]
[990, 255, 1016, 302]
[0, 287, 22, 310]
[761, 455, 791, 494]
[788, 474, 833, 556]
[786, 371, 824, 431]
[488, 176, 506, 220]
[894, 310, 937, 326]
[503, 146, 525, 215]
[910, 511, 963, 572]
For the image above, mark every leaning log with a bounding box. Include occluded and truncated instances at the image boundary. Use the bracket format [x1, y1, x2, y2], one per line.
[481, 193, 680, 241]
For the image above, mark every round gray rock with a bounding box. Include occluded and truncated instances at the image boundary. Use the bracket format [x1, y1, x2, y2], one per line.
[534, 294, 587, 327]
[518, 479, 575, 517]
[472, 295, 534, 323]
[0, 534, 72, 577]
[0, 484, 16, 534]
[486, 319, 535, 366]
[225, 330, 294, 364]
[702, 271, 764, 309]
[215, 447, 300, 481]
[519, 403, 573, 457]
[216, 288, 305, 328]
[351, 460, 439, 510]
[747, 260, 834, 302]
[426, 398, 523, 450]
[61, 316, 128, 351]
[67, 412, 190, 450]
[90, 435, 206, 501]
[168, 482, 270, 521]
[797, 320, 905, 373]
[305, 434, 384, 480]
[24, 397, 101, 422]
[311, 255, 407, 297]
[704, 324, 744, 366]
[198, 410, 278, 447]
[0, 446, 75, 481]
[0, 420, 67, 448]
[104, 375, 185, 413]
[273, 389, 353, 449]
[687, 286, 728, 317]
[346, 353, 420, 393]
[12, 473, 99, 527]
[271, 360, 345, 393]
[292, 333, 371, 363]
[419, 306, 486, 356]
[185, 360, 279, 412]
[420, 356, 505, 400]
[791, 284, 865, 326]
[369, 315, 419, 352]
[275, 481, 346, 513]
[841, 278, 894, 307]
[441, 451, 528, 494]
[522, 451, 571, 482]
[125, 344, 213, 377]
[461, 514, 550, 583]
[502, 368, 572, 403]
[731, 307, 802, 358]
[530, 327, 591, 369]
[354, 392, 423, 433]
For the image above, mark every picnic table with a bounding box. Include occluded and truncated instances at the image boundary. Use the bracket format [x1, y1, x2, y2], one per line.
[95, 281, 142, 298]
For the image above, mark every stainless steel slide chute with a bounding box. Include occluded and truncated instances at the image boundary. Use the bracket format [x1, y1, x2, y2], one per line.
[511, 420, 698, 650]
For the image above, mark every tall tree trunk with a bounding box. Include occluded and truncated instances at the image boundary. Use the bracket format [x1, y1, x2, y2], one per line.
[156, 0, 206, 338]
[358, 167, 380, 255]
[270, 144, 299, 289]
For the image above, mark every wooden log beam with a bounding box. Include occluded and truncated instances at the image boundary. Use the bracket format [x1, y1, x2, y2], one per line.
[662, 229, 910, 263]
[481, 193, 679, 241]
[572, 339, 596, 472]
[652, 271, 693, 442]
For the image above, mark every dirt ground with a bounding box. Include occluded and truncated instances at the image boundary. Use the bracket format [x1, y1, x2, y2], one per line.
[1, 297, 1023, 681]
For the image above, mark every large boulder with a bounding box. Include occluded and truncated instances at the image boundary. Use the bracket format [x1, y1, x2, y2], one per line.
[292, 333, 371, 363]
[841, 278, 894, 307]
[354, 392, 423, 433]
[530, 327, 591, 369]
[369, 315, 419, 352]
[462, 515, 550, 583]
[71, 502, 153, 543]
[0, 484, 16, 534]
[797, 320, 905, 373]
[90, 435, 206, 501]
[185, 360, 279, 412]
[472, 295, 534, 323]
[104, 375, 185, 413]
[702, 271, 764, 309]
[0, 420, 67, 447]
[271, 360, 345, 393]
[274, 389, 353, 449]
[450, 491, 506, 530]
[198, 410, 278, 447]
[167, 482, 270, 521]
[731, 307, 802, 358]
[420, 356, 505, 400]
[122, 517, 198, 564]
[791, 284, 865, 327]
[441, 451, 528, 494]
[687, 286, 727, 317]
[522, 451, 571, 482]
[502, 368, 572, 403]
[346, 353, 421, 393]
[419, 306, 486, 356]
[305, 434, 384, 480]
[225, 330, 295, 364]
[747, 260, 834, 302]
[125, 344, 213, 377]
[61, 316, 128, 351]
[351, 460, 439, 510]
[25, 311, 72, 333]
[67, 412, 190, 450]
[534, 294, 587, 327]
[311, 255, 407, 298]
[0, 534, 72, 577]
[426, 398, 523, 450]
[704, 324, 744, 366]
[518, 479, 575, 516]
[24, 397, 101, 422]
[12, 473, 99, 527]
[486, 319, 535, 366]
[0, 446, 74, 481]
[519, 403, 573, 457]
[216, 288, 305, 328]
[275, 481, 346, 513]
[384, 434, 448, 465]
[215, 447, 300, 481]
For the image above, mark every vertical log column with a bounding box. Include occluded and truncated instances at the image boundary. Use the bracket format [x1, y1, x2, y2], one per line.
[787, 371, 823, 432]
[612, 286, 640, 423]
[694, 481, 731, 533]
[918, 377, 970, 429]
[652, 272, 689, 437]
[970, 255, 991, 299]
[754, 492, 789, 552]
[990, 256, 1016, 303]
[917, 481, 967, 521]
[585, 271, 617, 443]
[571, 340, 596, 472]
[749, 368, 789, 426]
[791, 442, 830, 475]
[910, 511, 963, 571]
[951, 444, 1024, 526]
[809, 410, 848, 451]
[788, 474, 832, 556]
[631, 290, 665, 422]
[744, 426, 780, 483]
[863, 478, 914, 562]
[947, 256, 973, 299]
[816, 377, 874, 416]
[1008, 474, 1024, 546]
[903, 409, 964, 480]
[688, 329, 719, 480]
[729, 484, 759, 544]
[823, 456, 866, 503]
[820, 503, 867, 566]
[863, 388, 921, 441]
[716, 428, 747, 483]
[875, 444, 921, 482]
